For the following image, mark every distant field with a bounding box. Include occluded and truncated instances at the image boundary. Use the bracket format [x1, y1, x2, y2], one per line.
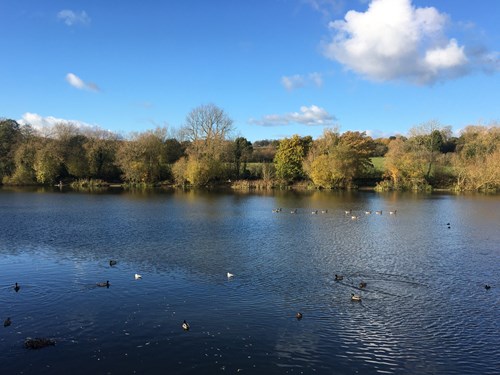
[371, 157, 385, 172]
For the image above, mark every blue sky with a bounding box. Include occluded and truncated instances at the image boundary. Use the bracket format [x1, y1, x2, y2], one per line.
[1, 0, 498, 141]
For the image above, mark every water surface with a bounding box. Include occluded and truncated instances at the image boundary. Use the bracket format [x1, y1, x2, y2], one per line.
[1, 188, 499, 374]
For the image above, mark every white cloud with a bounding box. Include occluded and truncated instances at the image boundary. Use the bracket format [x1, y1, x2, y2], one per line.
[57, 10, 90, 26]
[65, 73, 99, 92]
[18, 113, 97, 132]
[249, 105, 336, 127]
[281, 73, 323, 91]
[281, 75, 306, 91]
[323, 0, 471, 84]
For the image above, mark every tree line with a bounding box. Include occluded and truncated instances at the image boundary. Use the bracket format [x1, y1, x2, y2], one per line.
[1, 104, 498, 192]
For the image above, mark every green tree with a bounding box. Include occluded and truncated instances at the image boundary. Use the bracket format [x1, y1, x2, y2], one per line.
[231, 137, 253, 178]
[0, 119, 22, 182]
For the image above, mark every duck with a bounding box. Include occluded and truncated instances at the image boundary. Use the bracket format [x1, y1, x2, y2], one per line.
[389, 210, 397, 215]
[365, 211, 372, 215]
[359, 282, 367, 289]
[321, 209, 328, 214]
[351, 215, 359, 220]
[182, 320, 190, 331]
[24, 337, 56, 349]
[344, 210, 352, 215]
[97, 280, 110, 288]
[227, 272, 234, 278]
[109, 260, 117, 266]
[291, 208, 297, 214]
[312, 210, 318, 214]
[351, 293, 362, 302]
[4, 317, 11, 327]
[296, 312, 303, 320]
[14, 282, 20, 292]
[375, 210, 382, 215]
[134, 273, 142, 280]
[485, 284, 491, 290]
[335, 274, 344, 281]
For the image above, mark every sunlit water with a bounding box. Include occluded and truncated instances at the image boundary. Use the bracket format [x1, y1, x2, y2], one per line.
[1, 188, 499, 374]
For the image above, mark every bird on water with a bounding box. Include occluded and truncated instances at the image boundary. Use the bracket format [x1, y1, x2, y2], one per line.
[14, 282, 20, 292]
[351, 293, 362, 302]
[182, 320, 190, 331]
[97, 280, 110, 288]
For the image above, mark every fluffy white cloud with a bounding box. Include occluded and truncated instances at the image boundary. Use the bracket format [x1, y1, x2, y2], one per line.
[18, 113, 97, 132]
[323, 0, 470, 84]
[65, 73, 99, 92]
[57, 10, 90, 26]
[281, 73, 323, 91]
[249, 105, 336, 127]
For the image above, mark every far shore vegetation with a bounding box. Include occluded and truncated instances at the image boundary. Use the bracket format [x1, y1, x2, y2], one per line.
[1, 104, 499, 193]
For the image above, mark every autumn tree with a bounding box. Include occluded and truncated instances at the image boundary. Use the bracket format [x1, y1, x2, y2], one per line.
[303, 129, 375, 188]
[34, 139, 62, 184]
[380, 121, 451, 190]
[451, 125, 500, 191]
[274, 135, 312, 184]
[175, 104, 234, 186]
[117, 127, 171, 184]
[407, 120, 451, 180]
[83, 129, 120, 181]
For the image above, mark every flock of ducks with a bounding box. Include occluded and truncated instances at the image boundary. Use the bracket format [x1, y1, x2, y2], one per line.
[273, 208, 397, 220]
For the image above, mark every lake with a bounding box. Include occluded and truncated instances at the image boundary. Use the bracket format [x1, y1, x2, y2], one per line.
[0, 187, 499, 374]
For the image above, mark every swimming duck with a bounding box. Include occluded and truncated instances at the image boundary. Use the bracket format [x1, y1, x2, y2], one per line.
[375, 210, 382, 215]
[312, 210, 318, 214]
[135, 273, 142, 280]
[345, 210, 352, 215]
[4, 317, 11, 327]
[335, 274, 344, 281]
[227, 272, 234, 278]
[291, 208, 297, 214]
[351, 293, 362, 302]
[359, 282, 367, 289]
[97, 280, 110, 288]
[14, 282, 20, 292]
[365, 211, 372, 215]
[182, 320, 190, 331]
[389, 210, 397, 215]
[351, 215, 359, 220]
[24, 337, 56, 349]
[109, 260, 117, 266]
[296, 312, 303, 320]
[485, 284, 491, 290]
[321, 210, 328, 214]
